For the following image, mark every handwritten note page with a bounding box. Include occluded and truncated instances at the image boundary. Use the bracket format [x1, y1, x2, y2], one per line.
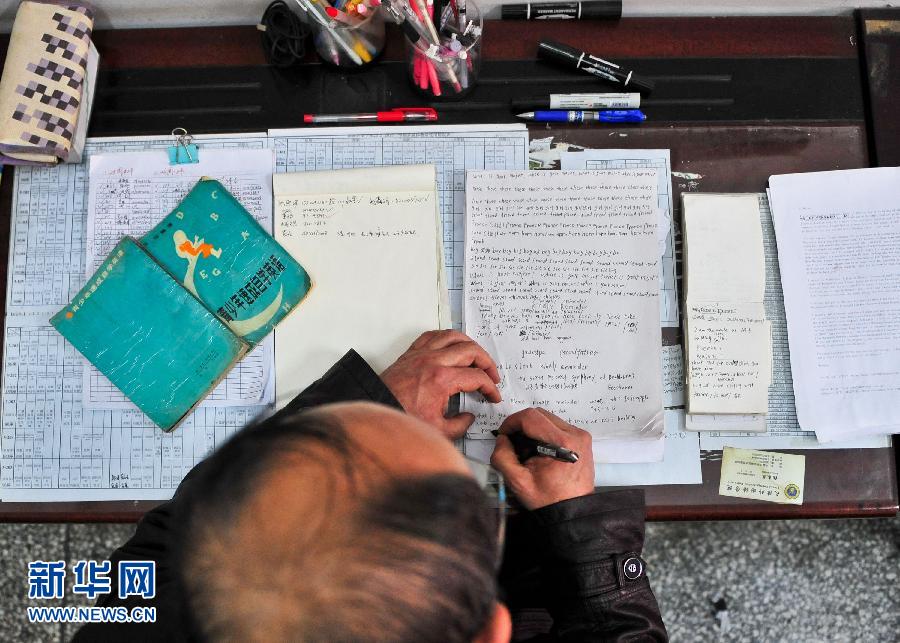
[682, 194, 771, 416]
[273, 165, 445, 408]
[463, 170, 664, 441]
[769, 167, 900, 442]
[84, 146, 277, 409]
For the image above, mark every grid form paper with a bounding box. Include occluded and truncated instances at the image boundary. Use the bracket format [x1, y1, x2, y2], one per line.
[1, 125, 530, 501]
[1, 134, 274, 501]
[270, 124, 530, 327]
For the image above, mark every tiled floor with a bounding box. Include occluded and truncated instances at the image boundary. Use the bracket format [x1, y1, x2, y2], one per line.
[1, 516, 898, 642]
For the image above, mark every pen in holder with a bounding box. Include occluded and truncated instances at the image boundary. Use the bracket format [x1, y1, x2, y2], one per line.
[293, 0, 385, 68]
[387, 0, 482, 99]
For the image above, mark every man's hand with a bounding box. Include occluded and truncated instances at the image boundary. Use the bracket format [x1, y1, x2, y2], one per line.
[490, 408, 595, 510]
[380, 330, 502, 440]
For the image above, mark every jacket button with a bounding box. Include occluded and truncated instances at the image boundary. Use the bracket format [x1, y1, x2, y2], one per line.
[623, 556, 644, 580]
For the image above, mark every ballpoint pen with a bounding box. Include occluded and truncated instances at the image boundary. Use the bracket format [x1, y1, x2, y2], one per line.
[517, 109, 647, 123]
[303, 107, 439, 124]
[490, 430, 579, 464]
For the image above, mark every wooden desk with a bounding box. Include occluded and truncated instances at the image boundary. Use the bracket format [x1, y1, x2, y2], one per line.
[0, 17, 896, 521]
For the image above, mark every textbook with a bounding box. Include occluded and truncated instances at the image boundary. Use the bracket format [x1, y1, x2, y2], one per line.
[52, 178, 312, 431]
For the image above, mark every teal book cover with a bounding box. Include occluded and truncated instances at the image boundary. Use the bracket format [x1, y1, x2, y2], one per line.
[50, 237, 249, 432]
[142, 177, 313, 346]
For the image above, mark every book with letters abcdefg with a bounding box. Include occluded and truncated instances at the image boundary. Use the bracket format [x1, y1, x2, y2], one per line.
[51, 179, 313, 431]
[142, 177, 312, 346]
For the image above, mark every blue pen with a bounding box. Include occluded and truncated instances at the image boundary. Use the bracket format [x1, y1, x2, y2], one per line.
[516, 109, 646, 123]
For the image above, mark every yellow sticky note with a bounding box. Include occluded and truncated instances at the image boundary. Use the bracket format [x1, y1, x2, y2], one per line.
[719, 447, 805, 505]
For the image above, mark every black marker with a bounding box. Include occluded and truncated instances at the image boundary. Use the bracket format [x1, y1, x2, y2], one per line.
[537, 40, 655, 94]
[502, 1, 621, 20]
[491, 430, 579, 464]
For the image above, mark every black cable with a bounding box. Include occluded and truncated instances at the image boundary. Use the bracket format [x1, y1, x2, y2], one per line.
[258, 1, 311, 68]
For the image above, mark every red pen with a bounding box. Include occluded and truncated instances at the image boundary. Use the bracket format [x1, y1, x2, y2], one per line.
[303, 107, 438, 124]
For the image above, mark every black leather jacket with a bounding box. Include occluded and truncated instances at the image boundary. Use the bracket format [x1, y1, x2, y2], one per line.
[73, 350, 667, 642]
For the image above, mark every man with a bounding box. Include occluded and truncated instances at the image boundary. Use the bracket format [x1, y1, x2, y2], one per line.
[74, 330, 666, 642]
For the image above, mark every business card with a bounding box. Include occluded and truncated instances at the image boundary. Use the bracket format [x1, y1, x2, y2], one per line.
[719, 447, 805, 505]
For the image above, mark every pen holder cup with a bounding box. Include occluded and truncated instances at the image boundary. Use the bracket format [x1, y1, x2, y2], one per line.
[305, 4, 386, 68]
[401, 0, 482, 100]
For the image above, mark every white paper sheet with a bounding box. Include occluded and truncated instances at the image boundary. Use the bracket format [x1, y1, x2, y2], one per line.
[769, 167, 900, 442]
[597, 410, 701, 486]
[1, 134, 274, 501]
[83, 145, 277, 409]
[696, 194, 892, 450]
[462, 150, 685, 467]
[462, 170, 664, 444]
[272, 165, 444, 407]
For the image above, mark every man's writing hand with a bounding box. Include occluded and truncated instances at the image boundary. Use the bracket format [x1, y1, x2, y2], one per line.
[381, 330, 502, 440]
[490, 408, 595, 510]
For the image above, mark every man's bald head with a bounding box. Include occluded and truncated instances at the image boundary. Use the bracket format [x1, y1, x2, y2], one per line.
[174, 403, 500, 642]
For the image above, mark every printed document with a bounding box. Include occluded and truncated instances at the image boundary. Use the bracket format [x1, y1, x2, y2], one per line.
[769, 167, 900, 442]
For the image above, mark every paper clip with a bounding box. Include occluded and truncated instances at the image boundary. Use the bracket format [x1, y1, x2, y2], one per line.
[167, 128, 199, 165]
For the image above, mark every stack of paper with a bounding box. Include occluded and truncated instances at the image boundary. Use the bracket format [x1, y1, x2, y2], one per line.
[273, 165, 448, 408]
[682, 193, 771, 420]
[769, 166, 900, 442]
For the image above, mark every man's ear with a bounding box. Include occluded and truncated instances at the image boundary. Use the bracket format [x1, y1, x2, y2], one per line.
[473, 602, 512, 643]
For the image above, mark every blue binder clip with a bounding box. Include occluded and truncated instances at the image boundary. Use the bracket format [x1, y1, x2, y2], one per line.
[168, 128, 199, 165]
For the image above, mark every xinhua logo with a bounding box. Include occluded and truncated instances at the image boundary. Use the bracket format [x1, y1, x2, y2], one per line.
[28, 560, 156, 600]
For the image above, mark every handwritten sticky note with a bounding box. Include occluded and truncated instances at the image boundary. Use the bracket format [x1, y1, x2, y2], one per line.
[719, 447, 805, 505]
[685, 302, 771, 414]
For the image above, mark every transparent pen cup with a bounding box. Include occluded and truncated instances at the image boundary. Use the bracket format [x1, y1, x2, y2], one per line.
[304, 3, 386, 69]
[402, 0, 482, 99]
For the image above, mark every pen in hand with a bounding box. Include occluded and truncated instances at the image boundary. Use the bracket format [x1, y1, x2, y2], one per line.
[491, 429, 579, 464]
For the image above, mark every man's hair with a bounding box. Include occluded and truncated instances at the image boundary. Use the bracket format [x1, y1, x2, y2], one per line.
[172, 408, 499, 642]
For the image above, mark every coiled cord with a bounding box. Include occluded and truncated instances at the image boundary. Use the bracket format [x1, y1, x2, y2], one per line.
[258, 1, 311, 68]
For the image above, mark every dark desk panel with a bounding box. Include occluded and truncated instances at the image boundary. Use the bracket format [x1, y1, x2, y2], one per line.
[858, 9, 900, 166]
[0, 18, 895, 521]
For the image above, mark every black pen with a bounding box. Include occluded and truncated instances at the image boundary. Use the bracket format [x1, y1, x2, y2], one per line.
[491, 430, 579, 464]
[537, 39, 655, 94]
[502, 1, 621, 20]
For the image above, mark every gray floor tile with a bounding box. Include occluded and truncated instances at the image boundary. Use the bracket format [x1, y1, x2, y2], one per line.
[0, 523, 67, 643]
[66, 523, 135, 564]
[644, 516, 900, 642]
